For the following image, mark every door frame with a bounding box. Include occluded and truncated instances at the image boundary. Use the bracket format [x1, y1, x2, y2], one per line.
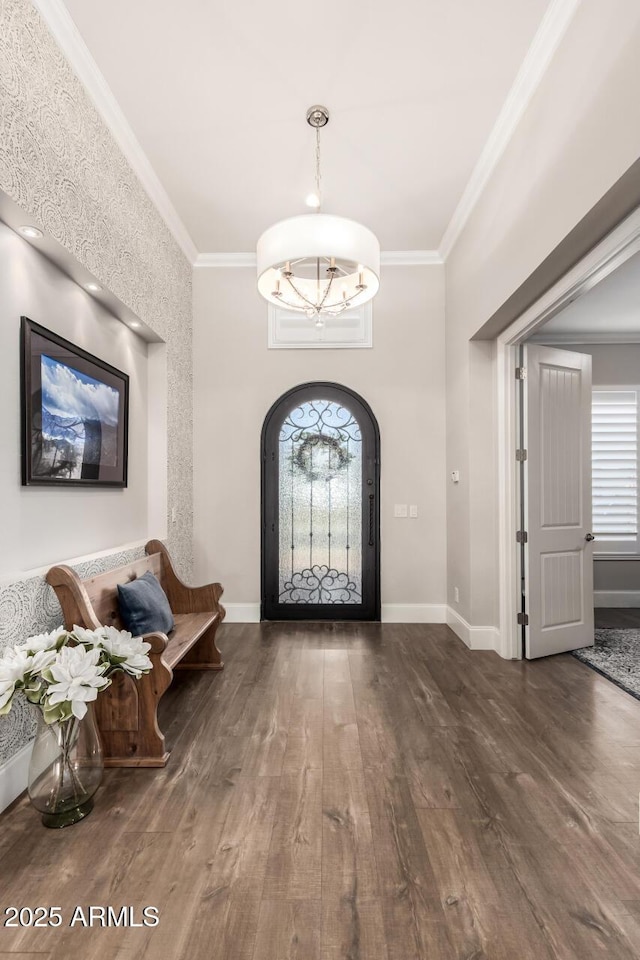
[496, 205, 640, 659]
[260, 380, 381, 621]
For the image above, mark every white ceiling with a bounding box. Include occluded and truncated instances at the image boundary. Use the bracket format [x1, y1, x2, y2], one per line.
[60, 0, 553, 254]
[539, 251, 640, 338]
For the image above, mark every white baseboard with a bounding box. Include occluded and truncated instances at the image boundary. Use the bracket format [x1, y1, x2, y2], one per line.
[0, 741, 32, 814]
[381, 604, 447, 623]
[222, 603, 261, 623]
[594, 590, 640, 608]
[446, 606, 500, 651]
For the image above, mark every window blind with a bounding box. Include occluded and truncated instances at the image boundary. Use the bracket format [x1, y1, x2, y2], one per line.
[592, 390, 638, 541]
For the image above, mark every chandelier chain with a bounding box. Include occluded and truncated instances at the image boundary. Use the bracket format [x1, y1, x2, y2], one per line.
[315, 125, 322, 211]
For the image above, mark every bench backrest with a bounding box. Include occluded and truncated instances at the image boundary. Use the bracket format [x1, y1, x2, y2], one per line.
[47, 545, 171, 632]
[47, 539, 224, 634]
[81, 554, 165, 630]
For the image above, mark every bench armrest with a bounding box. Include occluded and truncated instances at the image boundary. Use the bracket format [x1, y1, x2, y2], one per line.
[179, 581, 224, 614]
[142, 631, 169, 654]
[142, 631, 173, 691]
[145, 540, 226, 620]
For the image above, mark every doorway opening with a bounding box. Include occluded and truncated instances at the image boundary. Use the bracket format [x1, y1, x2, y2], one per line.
[261, 382, 380, 621]
[496, 205, 640, 666]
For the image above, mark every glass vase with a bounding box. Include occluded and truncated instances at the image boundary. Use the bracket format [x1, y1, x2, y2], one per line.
[27, 705, 104, 828]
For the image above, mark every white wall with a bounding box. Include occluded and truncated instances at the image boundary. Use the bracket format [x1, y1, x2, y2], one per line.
[193, 265, 446, 617]
[0, 221, 148, 577]
[584, 343, 640, 387]
[445, 0, 640, 639]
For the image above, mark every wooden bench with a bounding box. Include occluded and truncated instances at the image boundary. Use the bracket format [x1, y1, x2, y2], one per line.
[46, 539, 225, 768]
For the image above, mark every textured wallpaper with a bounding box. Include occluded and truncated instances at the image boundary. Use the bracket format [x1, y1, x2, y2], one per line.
[0, 546, 146, 765]
[0, 0, 194, 767]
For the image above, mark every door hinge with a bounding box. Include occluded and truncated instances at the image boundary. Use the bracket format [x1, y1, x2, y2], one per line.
[516, 530, 528, 544]
[515, 366, 527, 380]
[516, 449, 528, 462]
[517, 612, 529, 626]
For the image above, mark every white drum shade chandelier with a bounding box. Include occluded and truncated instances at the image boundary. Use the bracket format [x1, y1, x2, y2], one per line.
[257, 106, 380, 326]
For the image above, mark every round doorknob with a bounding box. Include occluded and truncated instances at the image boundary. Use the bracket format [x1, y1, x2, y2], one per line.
[585, 533, 595, 542]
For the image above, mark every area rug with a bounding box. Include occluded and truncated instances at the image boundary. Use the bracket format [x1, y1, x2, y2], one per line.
[572, 629, 640, 701]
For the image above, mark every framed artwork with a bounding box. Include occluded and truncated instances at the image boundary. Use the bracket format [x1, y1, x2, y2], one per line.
[21, 317, 129, 487]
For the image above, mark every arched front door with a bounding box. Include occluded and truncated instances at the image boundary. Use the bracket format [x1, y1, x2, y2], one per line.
[261, 382, 380, 621]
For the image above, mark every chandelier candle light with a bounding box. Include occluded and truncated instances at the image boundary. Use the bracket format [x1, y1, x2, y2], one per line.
[257, 106, 380, 327]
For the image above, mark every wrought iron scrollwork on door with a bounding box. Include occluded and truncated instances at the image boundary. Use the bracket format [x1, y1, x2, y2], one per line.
[279, 565, 362, 604]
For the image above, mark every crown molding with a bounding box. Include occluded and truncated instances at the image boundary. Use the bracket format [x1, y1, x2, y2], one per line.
[439, 0, 581, 261]
[194, 250, 443, 268]
[31, 0, 199, 265]
[380, 250, 443, 266]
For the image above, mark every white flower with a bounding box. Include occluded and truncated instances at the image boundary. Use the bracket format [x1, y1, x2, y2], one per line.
[70, 624, 107, 647]
[99, 625, 152, 678]
[45, 645, 110, 720]
[29, 648, 58, 674]
[0, 646, 59, 713]
[1, 622, 155, 722]
[0, 645, 34, 678]
[20, 626, 67, 654]
[0, 682, 15, 713]
[0, 646, 34, 711]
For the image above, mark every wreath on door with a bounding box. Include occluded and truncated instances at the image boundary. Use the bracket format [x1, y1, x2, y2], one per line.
[292, 432, 354, 482]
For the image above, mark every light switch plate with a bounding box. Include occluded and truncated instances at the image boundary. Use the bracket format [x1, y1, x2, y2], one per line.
[409, 504, 418, 518]
[394, 504, 408, 518]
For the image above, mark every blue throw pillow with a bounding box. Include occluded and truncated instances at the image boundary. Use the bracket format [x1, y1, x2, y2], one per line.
[117, 571, 175, 636]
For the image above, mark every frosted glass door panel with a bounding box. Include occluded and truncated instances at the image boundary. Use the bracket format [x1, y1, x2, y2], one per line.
[278, 400, 362, 604]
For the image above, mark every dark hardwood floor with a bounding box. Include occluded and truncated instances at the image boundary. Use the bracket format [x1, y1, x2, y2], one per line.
[3, 622, 640, 959]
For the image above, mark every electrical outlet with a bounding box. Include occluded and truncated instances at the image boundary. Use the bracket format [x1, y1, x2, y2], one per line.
[451, 470, 460, 483]
[454, 586, 460, 603]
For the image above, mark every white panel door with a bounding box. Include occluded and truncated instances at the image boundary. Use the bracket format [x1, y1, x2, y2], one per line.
[524, 345, 594, 659]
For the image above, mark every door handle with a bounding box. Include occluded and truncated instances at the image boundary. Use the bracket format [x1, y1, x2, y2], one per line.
[368, 493, 375, 546]
[585, 533, 595, 542]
